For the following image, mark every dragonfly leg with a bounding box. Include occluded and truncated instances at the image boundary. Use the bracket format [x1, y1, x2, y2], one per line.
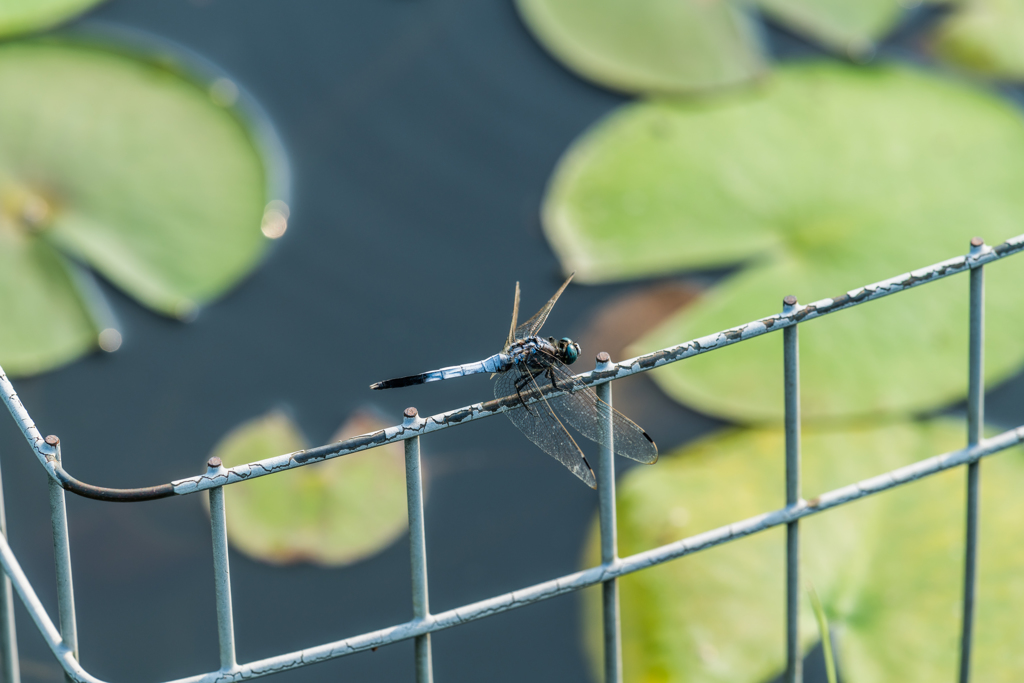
[513, 373, 536, 415]
[512, 368, 546, 416]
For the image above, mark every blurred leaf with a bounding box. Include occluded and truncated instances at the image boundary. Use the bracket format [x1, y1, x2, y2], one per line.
[929, 0, 1024, 80]
[807, 583, 837, 683]
[0, 41, 280, 376]
[0, 224, 96, 376]
[581, 419, 1024, 682]
[213, 410, 409, 566]
[636, 254, 1024, 423]
[756, 0, 905, 56]
[544, 63, 1024, 422]
[515, 0, 765, 95]
[0, 0, 105, 39]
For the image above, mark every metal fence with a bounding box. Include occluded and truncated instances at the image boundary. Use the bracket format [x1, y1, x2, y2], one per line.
[1, 235, 1023, 683]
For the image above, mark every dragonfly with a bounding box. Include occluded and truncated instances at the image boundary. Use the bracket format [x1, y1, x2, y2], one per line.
[370, 274, 657, 488]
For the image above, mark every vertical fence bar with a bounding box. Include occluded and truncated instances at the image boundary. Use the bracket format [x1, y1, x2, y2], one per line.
[44, 437, 77, 670]
[404, 408, 433, 683]
[959, 237, 986, 683]
[595, 352, 622, 683]
[207, 458, 236, 672]
[0, 445, 19, 683]
[782, 297, 802, 683]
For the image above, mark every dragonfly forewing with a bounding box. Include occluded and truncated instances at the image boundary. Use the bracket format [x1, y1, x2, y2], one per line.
[513, 273, 574, 340]
[505, 281, 520, 350]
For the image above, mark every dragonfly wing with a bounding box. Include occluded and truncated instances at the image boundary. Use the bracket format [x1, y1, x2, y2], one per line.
[506, 281, 520, 350]
[514, 273, 574, 340]
[494, 366, 596, 488]
[537, 353, 658, 464]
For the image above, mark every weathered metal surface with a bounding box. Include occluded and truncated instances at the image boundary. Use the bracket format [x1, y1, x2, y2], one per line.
[0, 370, 56, 468]
[0, 427, 1020, 681]
[403, 412, 433, 683]
[52, 469, 175, 502]
[197, 425, 1021, 683]
[0, 234, 1018, 501]
[160, 233, 1024, 498]
[208, 458, 237, 673]
[782, 298, 802, 683]
[11, 423, 1013, 683]
[0, 525, 82, 681]
[47, 443, 78, 664]
[0, 433, 20, 683]
[959, 238, 989, 683]
[595, 370, 622, 683]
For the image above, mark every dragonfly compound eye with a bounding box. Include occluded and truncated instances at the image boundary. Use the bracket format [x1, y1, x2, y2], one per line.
[561, 338, 579, 364]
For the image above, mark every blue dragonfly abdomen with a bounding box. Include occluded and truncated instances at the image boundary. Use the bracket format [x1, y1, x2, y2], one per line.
[369, 352, 510, 390]
[369, 336, 569, 390]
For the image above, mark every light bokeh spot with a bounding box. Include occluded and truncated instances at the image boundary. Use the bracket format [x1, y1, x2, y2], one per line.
[97, 328, 121, 352]
[208, 77, 239, 107]
[261, 200, 289, 239]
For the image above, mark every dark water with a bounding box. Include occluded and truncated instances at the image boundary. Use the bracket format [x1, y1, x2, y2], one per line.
[1, 2, 1022, 682]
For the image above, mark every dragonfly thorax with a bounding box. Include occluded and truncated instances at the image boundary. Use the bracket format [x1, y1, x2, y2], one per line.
[506, 336, 581, 369]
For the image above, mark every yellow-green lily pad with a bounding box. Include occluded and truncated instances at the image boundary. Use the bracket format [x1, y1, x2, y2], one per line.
[0, 40, 281, 376]
[0, 225, 98, 376]
[211, 410, 410, 566]
[544, 63, 1024, 422]
[581, 419, 1024, 682]
[756, 0, 905, 57]
[515, 0, 765, 94]
[0, 0, 105, 39]
[929, 0, 1024, 80]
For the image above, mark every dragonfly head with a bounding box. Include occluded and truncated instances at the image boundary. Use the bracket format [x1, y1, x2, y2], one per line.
[551, 337, 581, 365]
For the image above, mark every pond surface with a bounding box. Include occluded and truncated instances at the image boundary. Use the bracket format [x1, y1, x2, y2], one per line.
[1, 2, 1022, 682]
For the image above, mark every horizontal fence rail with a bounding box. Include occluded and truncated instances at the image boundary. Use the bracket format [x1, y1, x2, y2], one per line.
[2, 233, 1019, 502]
[0, 233, 1020, 683]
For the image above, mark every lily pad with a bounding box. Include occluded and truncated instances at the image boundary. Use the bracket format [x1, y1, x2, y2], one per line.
[211, 410, 410, 566]
[515, 0, 765, 95]
[0, 226, 96, 376]
[0, 0, 105, 39]
[929, 0, 1024, 80]
[581, 419, 1024, 682]
[756, 0, 905, 57]
[544, 64, 1024, 422]
[0, 40, 283, 376]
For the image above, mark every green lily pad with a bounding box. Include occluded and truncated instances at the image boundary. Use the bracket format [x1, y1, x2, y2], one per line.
[544, 63, 1024, 422]
[212, 410, 410, 566]
[0, 40, 282, 376]
[514, 0, 765, 95]
[929, 0, 1024, 80]
[582, 419, 1024, 682]
[0, 0, 105, 39]
[0, 226, 97, 376]
[756, 0, 904, 57]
